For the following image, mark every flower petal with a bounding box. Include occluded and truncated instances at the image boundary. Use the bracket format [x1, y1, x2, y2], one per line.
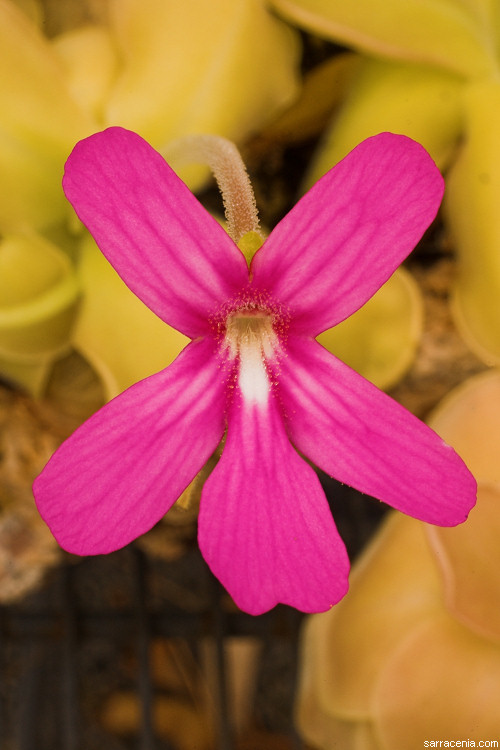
[33, 338, 226, 555]
[62, 127, 249, 338]
[198, 390, 349, 615]
[278, 337, 476, 526]
[251, 133, 444, 335]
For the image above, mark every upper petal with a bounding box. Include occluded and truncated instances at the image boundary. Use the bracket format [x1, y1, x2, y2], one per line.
[33, 337, 226, 554]
[278, 337, 476, 526]
[63, 127, 249, 338]
[198, 389, 349, 615]
[251, 133, 444, 336]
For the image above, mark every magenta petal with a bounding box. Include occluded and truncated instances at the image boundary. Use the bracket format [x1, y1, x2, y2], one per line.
[251, 133, 444, 335]
[279, 337, 476, 526]
[34, 338, 226, 554]
[198, 391, 350, 615]
[63, 127, 249, 338]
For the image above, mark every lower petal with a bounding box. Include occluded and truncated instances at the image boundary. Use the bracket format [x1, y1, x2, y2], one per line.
[278, 337, 476, 526]
[198, 390, 349, 615]
[34, 338, 226, 554]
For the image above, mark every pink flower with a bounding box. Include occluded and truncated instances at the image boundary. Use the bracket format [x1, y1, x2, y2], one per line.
[33, 127, 476, 615]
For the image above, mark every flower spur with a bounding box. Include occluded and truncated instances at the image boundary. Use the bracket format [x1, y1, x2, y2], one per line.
[34, 127, 476, 615]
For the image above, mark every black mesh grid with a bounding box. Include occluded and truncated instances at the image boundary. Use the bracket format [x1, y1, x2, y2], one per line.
[0, 544, 305, 750]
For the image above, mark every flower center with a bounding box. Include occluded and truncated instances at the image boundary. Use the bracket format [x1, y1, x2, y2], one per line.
[224, 311, 277, 405]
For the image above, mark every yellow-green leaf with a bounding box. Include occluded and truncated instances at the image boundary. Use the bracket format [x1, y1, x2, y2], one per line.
[304, 58, 464, 189]
[51, 25, 119, 122]
[445, 80, 500, 365]
[73, 234, 188, 399]
[0, 0, 93, 230]
[317, 268, 423, 391]
[104, 0, 300, 188]
[0, 232, 80, 393]
[270, 0, 498, 78]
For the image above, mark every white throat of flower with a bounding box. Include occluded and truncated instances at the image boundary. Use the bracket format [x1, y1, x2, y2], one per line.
[225, 312, 277, 406]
